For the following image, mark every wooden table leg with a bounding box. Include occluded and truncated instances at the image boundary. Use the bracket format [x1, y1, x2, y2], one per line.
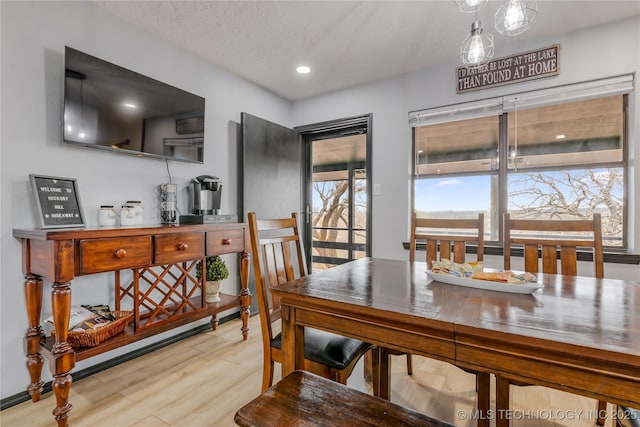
[496, 375, 510, 427]
[280, 305, 305, 377]
[280, 305, 295, 377]
[239, 251, 251, 340]
[50, 281, 75, 427]
[596, 400, 607, 426]
[24, 274, 45, 402]
[476, 372, 490, 427]
[371, 347, 391, 400]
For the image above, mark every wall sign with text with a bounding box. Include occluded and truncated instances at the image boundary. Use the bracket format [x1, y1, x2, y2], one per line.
[456, 44, 560, 94]
[29, 174, 85, 229]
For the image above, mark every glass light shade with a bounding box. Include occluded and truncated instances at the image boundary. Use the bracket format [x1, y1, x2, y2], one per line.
[495, 0, 538, 36]
[460, 20, 495, 68]
[454, 0, 488, 13]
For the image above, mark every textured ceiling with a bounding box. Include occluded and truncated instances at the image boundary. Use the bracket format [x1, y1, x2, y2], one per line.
[96, 1, 640, 101]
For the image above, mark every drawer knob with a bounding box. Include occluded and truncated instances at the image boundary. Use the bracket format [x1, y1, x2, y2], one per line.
[177, 243, 188, 251]
[221, 239, 231, 245]
[114, 249, 127, 259]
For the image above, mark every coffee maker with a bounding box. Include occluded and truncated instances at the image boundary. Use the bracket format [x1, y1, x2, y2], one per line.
[189, 175, 222, 215]
[179, 175, 237, 224]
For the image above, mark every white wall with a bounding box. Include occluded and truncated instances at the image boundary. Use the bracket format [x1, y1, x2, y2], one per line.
[0, 1, 293, 399]
[293, 16, 640, 279]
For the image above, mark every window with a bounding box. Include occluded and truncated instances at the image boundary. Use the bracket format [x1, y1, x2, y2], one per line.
[411, 76, 631, 248]
[414, 116, 500, 240]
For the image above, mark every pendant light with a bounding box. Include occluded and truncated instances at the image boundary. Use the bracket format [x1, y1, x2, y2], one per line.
[495, 0, 538, 36]
[454, 0, 539, 68]
[454, 0, 488, 13]
[460, 20, 495, 68]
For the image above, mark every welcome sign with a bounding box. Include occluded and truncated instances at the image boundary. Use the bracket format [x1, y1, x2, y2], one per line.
[29, 174, 85, 228]
[456, 44, 560, 94]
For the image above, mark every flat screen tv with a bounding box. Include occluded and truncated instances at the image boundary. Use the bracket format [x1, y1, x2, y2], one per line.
[63, 46, 205, 163]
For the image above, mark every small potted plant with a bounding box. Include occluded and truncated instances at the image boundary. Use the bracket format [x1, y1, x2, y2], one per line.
[196, 256, 229, 303]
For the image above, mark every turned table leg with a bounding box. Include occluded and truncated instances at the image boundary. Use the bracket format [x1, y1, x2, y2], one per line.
[50, 281, 75, 427]
[239, 251, 251, 340]
[24, 274, 45, 402]
[210, 313, 219, 331]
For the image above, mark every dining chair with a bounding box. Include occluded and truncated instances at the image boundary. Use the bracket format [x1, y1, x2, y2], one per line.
[501, 213, 607, 426]
[410, 212, 490, 419]
[410, 212, 485, 267]
[247, 212, 385, 394]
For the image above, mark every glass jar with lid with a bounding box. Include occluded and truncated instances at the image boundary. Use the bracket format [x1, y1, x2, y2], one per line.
[120, 204, 137, 226]
[126, 200, 144, 225]
[98, 205, 117, 227]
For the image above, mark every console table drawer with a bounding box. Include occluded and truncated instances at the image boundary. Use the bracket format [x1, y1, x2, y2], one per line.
[154, 233, 204, 264]
[207, 229, 245, 255]
[79, 236, 152, 274]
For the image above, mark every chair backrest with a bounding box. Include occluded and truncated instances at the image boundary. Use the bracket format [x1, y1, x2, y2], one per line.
[410, 212, 484, 268]
[503, 213, 603, 278]
[248, 212, 308, 343]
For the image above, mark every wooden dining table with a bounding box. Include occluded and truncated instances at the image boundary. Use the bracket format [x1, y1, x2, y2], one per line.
[271, 257, 640, 427]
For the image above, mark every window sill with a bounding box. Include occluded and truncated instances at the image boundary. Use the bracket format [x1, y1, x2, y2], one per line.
[402, 242, 640, 265]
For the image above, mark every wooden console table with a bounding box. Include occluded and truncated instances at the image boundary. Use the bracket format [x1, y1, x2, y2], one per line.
[13, 223, 252, 427]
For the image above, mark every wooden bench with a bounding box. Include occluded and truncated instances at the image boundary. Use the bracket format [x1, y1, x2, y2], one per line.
[234, 371, 454, 427]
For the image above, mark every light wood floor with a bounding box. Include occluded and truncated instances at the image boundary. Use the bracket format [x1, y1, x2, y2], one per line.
[2, 315, 616, 427]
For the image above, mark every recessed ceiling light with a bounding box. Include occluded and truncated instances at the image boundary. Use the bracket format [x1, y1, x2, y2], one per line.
[556, 134, 566, 139]
[123, 103, 138, 109]
[296, 65, 311, 74]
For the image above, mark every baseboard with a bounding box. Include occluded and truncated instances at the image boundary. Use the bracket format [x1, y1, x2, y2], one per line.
[0, 312, 240, 410]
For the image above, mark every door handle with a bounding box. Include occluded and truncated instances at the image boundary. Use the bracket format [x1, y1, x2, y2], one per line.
[305, 205, 311, 224]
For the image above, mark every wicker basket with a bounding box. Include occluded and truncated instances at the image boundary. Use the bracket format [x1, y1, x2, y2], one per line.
[52, 311, 133, 348]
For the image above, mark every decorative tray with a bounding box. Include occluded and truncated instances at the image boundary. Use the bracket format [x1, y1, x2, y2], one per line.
[426, 271, 543, 294]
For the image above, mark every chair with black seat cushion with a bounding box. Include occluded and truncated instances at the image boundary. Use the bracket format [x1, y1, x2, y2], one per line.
[502, 213, 608, 426]
[248, 212, 382, 393]
[409, 212, 490, 420]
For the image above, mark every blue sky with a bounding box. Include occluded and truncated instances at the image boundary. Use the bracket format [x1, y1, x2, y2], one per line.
[313, 169, 622, 215]
[415, 169, 623, 213]
[415, 176, 491, 212]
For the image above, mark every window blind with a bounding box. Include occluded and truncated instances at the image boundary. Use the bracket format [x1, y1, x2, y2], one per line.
[408, 98, 503, 127]
[409, 74, 634, 126]
[502, 74, 634, 111]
